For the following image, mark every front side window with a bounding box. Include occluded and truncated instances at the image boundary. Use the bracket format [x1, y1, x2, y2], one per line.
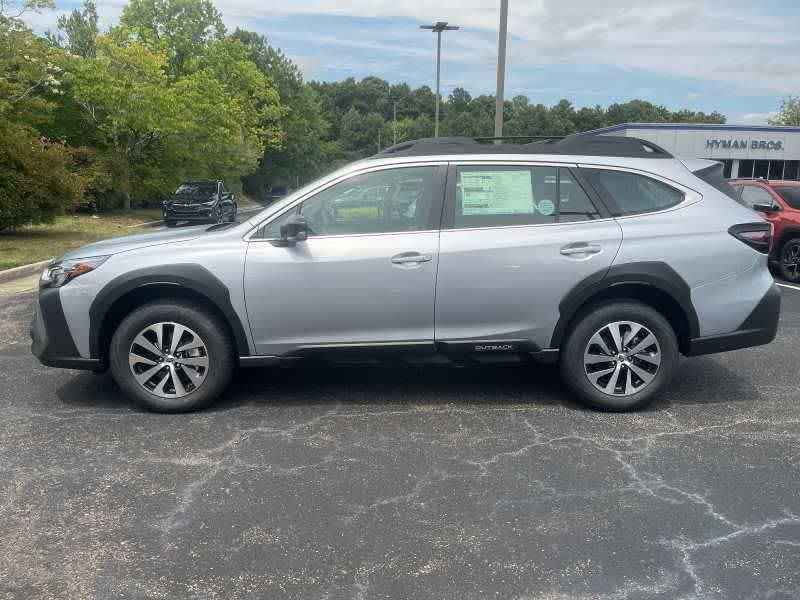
[739, 185, 776, 209]
[258, 166, 440, 238]
[582, 169, 684, 216]
[452, 165, 599, 228]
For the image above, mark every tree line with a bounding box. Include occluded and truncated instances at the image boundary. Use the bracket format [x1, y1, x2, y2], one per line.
[6, 0, 789, 231]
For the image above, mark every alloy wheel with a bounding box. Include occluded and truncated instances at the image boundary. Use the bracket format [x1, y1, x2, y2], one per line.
[128, 322, 209, 398]
[583, 321, 661, 396]
[782, 241, 800, 281]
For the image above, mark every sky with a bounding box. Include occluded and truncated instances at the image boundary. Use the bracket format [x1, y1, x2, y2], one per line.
[21, 0, 800, 124]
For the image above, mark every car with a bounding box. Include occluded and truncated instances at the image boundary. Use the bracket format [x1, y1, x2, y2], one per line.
[162, 180, 237, 227]
[264, 186, 288, 204]
[32, 135, 780, 413]
[728, 178, 800, 282]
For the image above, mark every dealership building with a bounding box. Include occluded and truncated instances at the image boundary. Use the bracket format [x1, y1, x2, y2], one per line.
[588, 123, 800, 180]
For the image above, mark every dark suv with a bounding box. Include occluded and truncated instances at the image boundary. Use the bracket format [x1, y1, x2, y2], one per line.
[163, 180, 237, 227]
[729, 179, 800, 282]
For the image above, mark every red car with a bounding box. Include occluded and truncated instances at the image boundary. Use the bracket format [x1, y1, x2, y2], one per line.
[729, 179, 800, 282]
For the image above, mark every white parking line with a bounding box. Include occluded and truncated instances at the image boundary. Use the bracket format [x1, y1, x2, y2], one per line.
[777, 282, 800, 292]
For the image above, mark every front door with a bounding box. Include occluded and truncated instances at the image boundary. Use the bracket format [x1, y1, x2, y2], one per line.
[244, 164, 446, 356]
[435, 163, 623, 350]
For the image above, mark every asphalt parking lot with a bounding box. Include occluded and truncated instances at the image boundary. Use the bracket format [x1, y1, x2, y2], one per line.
[1, 282, 800, 599]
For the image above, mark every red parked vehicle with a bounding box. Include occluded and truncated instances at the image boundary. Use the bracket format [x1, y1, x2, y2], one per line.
[729, 178, 800, 282]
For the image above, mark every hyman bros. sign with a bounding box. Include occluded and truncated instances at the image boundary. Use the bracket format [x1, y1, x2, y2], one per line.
[706, 139, 784, 151]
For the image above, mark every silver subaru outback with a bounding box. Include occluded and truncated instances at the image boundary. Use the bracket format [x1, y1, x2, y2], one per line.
[32, 135, 780, 412]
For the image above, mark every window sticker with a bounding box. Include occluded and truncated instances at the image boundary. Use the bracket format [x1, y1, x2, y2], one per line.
[460, 170, 534, 215]
[537, 199, 555, 216]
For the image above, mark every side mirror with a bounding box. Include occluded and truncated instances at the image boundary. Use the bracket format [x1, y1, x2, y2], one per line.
[752, 203, 780, 213]
[279, 214, 308, 246]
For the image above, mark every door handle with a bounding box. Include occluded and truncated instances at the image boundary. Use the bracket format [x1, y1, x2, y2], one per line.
[560, 243, 602, 257]
[391, 252, 432, 264]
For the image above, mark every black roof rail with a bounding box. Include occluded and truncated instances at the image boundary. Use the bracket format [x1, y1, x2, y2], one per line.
[373, 134, 673, 159]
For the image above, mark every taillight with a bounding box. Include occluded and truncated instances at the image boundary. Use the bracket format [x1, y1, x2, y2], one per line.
[728, 222, 773, 254]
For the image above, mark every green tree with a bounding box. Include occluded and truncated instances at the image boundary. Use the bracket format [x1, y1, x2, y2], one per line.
[769, 97, 800, 127]
[232, 29, 331, 194]
[69, 36, 178, 208]
[57, 0, 98, 58]
[116, 0, 225, 78]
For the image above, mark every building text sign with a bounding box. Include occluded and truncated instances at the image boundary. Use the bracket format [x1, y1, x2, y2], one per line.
[706, 139, 784, 151]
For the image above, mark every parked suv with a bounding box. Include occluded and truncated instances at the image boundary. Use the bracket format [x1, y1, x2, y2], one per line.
[728, 178, 800, 282]
[32, 136, 780, 412]
[163, 180, 237, 227]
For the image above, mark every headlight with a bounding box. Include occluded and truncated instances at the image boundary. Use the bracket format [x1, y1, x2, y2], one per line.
[40, 256, 109, 289]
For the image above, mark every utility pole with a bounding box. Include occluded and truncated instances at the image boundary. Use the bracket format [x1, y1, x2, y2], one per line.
[393, 101, 397, 145]
[420, 21, 459, 138]
[494, 0, 509, 142]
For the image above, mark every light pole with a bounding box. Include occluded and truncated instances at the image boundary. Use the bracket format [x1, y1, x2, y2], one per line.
[494, 0, 508, 141]
[420, 21, 459, 138]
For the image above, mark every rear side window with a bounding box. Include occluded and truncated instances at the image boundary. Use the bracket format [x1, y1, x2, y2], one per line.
[582, 168, 684, 216]
[692, 163, 739, 201]
[453, 165, 599, 228]
[774, 186, 800, 209]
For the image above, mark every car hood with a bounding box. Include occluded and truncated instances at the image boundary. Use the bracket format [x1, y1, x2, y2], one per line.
[60, 225, 208, 260]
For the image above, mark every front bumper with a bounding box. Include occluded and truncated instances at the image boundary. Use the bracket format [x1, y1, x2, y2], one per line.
[164, 206, 214, 221]
[685, 283, 781, 356]
[31, 287, 103, 371]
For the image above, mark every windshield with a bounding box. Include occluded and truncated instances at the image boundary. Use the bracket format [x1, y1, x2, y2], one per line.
[775, 186, 800, 209]
[174, 182, 217, 199]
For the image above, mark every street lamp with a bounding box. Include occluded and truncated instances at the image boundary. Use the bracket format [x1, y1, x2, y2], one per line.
[420, 21, 459, 138]
[494, 0, 509, 141]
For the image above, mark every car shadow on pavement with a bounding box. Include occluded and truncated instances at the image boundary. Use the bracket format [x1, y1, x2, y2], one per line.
[54, 355, 762, 414]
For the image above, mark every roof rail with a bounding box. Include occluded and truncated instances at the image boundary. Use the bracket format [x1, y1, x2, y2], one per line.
[373, 133, 673, 159]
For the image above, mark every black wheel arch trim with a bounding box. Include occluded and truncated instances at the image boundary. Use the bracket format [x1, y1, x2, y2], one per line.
[88, 264, 251, 359]
[550, 261, 700, 349]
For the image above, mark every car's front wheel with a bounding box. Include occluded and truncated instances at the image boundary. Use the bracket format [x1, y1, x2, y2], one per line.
[165, 219, 177, 228]
[109, 301, 235, 412]
[560, 301, 678, 411]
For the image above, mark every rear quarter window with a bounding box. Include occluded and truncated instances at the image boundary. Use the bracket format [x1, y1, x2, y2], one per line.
[581, 168, 684, 216]
[692, 163, 740, 201]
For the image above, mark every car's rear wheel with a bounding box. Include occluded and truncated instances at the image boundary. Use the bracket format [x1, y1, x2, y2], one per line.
[109, 301, 235, 412]
[560, 301, 678, 411]
[165, 219, 177, 228]
[780, 238, 800, 283]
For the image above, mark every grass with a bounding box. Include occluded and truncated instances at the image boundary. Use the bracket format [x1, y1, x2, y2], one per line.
[0, 209, 163, 270]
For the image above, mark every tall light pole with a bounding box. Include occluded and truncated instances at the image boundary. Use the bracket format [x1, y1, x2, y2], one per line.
[420, 21, 459, 138]
[494, 0, 509, 141]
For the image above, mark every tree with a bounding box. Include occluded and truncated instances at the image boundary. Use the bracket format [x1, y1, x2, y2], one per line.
[770, 97, 800, 127]
[116, 0, 225, 78]
[69, 36, 178, 208]
[232, 29, 331, 193]
[57, 0, 98, 58]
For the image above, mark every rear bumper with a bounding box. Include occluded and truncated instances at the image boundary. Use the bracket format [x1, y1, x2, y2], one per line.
[685, 283, 780, 356]
[31, 288, 104, 372]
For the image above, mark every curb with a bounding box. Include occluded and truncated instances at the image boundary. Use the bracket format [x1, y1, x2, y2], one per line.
[0, 259, 51, 285]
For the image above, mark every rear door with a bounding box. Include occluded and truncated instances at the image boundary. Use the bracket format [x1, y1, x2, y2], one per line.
[434, 163, 622, 350]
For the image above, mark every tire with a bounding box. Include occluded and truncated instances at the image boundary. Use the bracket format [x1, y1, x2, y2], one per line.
[559, 301, 678, 411]
[779, 238, 800, 283]
[228, 204, 237, 223]
[165, 220, 177, 228]
[211, 206, 222, 224]
[109, 300, 235, 413]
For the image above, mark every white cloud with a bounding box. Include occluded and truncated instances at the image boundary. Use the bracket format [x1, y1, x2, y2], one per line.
[21, 0, 800, 94]
[735, 111, 779, 125]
